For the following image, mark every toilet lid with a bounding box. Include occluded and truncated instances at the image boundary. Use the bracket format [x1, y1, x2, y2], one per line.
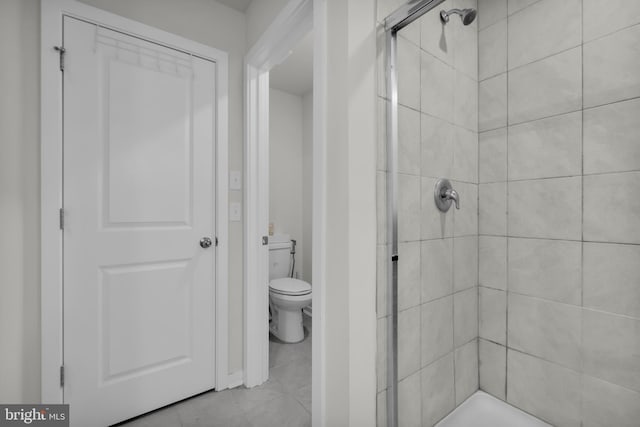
[270, 278, 311, 296]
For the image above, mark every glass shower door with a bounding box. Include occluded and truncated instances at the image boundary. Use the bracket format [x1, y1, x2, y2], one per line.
[377, 1, 478, 426]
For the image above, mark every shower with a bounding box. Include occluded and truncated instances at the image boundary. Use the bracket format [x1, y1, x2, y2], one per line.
[439, 8, 477, 25]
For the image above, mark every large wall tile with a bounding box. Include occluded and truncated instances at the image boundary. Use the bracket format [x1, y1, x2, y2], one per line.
[508, 47, 582, 124]
[479, 339, 506, 400]
[453, 236, 478, 292]
[479, 73, 507, 131]
[454, 287, 478, 347]
[398, 105, 421, 175]
[508, 238, 581, 305]
[478, 128, 507, 183]
[584, 98, 640, 174]
[453, 72, 478, 132]
[582, 375, 640, 427]
[398, 370, 422, 427]
[420, 0, 454, 66]
[452, 181, 478, 237]
[479, 236, 507, 290]
[422, 113, 454, 179]
[421, 296, 454, 366]
[453, 14, 478, 80]
[507, 0, 540, 15]
[398, 173, 421, 242]
[479, 287, 506, 344]
[584, 242, 640, 318]
[479, 19, 507, 80]
[398, 242, 421, 311]
[398, 18, 420, 47]
[583, 309, 640, 392]
[508, 294, 582, 370]
[454, 339, 479, 405]
[584, 0, 640, 42]
[398, 305, 421, 380]
[422, 238, 453, 302]
[508, 177, 581, 240]
[422, 178, 454, 240]
[507, 0, 581, 69]
[584, 25, 640, 108]
[507, 350, 581, 427]
[451, 127, 478, 184]
[421, 51, 453, 121]
[508, 112, 582, 180]
[584, 172, 640, 244]
[479, 182, 507, 236]
[397, 36, 421, 110]
[479, 128, 507, 183]
[479, 0, 507, 30]
[421, 355, 455, 427]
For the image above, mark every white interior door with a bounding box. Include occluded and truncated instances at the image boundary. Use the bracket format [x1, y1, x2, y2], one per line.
[63, 16, 217, 427]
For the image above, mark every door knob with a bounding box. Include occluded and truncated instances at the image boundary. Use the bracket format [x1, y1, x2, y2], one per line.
[200, 237, 212, 249]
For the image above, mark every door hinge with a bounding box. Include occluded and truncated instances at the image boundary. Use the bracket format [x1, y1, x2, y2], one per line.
[215, 236, 219, 247]
[59, 208, 64, 230]
[54, 46, 66, 71]
[60, 365, 65, 387]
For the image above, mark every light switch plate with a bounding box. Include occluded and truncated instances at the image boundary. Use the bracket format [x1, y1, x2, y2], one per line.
[230, 170, 242, 190]
[230, 202, 241, 221]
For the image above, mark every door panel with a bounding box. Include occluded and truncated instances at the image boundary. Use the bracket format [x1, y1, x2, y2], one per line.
[63, 16, 217, 427]
[105, 59, 192, 226]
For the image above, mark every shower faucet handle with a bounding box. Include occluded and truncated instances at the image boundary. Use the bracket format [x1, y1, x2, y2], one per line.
[434, 178, 460, 212]
[444, 188, 460, 209]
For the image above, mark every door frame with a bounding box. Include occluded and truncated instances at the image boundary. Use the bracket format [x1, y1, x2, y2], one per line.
[244, 0, 327, 425]
[41, 0, 229, 403]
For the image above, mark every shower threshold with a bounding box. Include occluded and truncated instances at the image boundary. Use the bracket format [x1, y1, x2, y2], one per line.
[436, 391, 552, 427]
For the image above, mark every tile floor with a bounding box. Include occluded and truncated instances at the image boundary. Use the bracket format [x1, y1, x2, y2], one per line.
[118, 316, 312, 427]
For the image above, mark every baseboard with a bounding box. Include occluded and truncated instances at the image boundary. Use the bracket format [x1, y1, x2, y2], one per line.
[227, 370, 244, 389]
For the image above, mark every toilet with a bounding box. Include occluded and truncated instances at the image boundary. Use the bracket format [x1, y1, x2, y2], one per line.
[268, 234, 312, 343]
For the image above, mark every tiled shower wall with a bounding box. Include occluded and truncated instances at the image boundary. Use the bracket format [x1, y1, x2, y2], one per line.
[376, 1, 479, 426]
[477, 0, 640, 426]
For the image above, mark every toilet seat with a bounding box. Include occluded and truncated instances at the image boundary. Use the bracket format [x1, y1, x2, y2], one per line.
[269, 277, 311, 296]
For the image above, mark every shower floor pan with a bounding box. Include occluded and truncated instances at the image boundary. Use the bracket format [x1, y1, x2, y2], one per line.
[436, 391, 552, 427]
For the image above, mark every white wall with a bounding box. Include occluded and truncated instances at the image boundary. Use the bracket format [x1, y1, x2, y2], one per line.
[301, 91, 313, 284]
[0, 0, 247, 402]
[245, 0, 290, 48]
[0, 0, 41, 404]
[269, 88, 305, 278]
[321, 0, 378, 424]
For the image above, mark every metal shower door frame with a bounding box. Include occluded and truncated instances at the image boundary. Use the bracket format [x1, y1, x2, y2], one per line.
[383, 1, 446, 426]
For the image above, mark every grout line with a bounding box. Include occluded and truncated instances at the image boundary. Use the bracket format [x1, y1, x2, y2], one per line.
[580, 2, 586, 423]
[583, 20, 640, 46]
[506, 0, 546, 18]
[477, 93, 640, 131]
[504, 7, 510, 402]
[506, 44, 581, 74]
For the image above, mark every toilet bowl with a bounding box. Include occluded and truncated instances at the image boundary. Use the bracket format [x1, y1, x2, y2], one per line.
[269, 277, 311, 343]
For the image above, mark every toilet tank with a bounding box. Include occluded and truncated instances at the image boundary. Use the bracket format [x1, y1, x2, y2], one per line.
[268, 234, 291, 280]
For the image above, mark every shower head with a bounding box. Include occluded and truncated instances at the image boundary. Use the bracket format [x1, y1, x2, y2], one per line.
[440, 8, 477, 25]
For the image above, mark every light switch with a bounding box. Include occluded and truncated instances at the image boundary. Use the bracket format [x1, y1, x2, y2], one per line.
[230, 202, 241, 221]
[230, 170, 242, 190]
